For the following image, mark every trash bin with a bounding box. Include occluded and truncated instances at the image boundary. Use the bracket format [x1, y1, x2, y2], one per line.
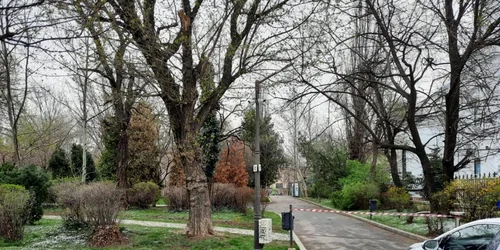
[369, 199, 377, 211]
[281, 212, 293, 230]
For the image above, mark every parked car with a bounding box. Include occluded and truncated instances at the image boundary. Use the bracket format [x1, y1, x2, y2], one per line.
[409, 218, 500, 250]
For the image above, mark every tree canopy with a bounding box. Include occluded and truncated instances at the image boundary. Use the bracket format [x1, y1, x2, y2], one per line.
[242, 110, 287, 187]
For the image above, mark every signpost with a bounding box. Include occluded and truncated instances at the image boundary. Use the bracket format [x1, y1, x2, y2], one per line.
[254, 81, 263, 250]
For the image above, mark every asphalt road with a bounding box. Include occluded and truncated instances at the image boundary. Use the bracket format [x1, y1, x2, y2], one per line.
[267, 195, 418, 250]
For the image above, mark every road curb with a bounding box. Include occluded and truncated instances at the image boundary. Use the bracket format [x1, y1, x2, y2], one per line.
[272, 211, 308, 250]
[298, 198, 429, 242]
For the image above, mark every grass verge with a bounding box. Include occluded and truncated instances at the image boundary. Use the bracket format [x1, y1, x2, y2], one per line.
[1, 219, 296, 249]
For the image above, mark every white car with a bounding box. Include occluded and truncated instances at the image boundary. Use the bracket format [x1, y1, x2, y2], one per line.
[409, 218, 500, 250]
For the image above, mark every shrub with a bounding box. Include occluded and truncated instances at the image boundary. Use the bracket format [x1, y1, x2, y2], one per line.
[0, 162, 14, 172]
[424, 192, 447, 236]
[211, 183, 237, 210]
[164, 184, 253, 213]
[46, 177, 81, 206]
[235, 186, 254, 214]
[444, 179, 500, 222]
[81, 182, 123, 228]
[53, 181, 86, 228]
[54, 182, 125, 246]
[385, 186, 412, 212]
[0, 184, 31, 241]
[54, 181, 123, 229]
[211, 184, 254, 213]
[330, 160, 388, 211]
[0, 165, 51, 224]
[332, 182, 380, 210]
[127, 182, 161, 208]
[163, 187, 189, 211]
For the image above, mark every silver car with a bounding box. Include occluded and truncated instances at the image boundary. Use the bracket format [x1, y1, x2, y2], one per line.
[409, 218, 500, 250]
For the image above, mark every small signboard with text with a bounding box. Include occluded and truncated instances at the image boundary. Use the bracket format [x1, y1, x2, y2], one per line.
[259, 218, 272, 244]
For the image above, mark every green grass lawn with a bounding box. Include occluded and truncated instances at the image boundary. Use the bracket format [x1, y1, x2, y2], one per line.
[46, 207, 287, 234]
[119, 208, 288, 234]
[1, 219, 296, 249]
[302, 197, 334, 208]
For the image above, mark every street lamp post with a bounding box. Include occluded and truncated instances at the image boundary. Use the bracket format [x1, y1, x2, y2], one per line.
[254, 80, 263, 250]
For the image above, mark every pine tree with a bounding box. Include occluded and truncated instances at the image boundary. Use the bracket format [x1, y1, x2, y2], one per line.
[48, 147, 71, 178]
[127, 101, 160, 186]
[97, 115, 119, 181]
[242, 110, 287, 187]
[70, 144, 97, 182]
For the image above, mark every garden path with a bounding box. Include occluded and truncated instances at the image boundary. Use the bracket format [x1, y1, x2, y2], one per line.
[42, 215, 290, 241]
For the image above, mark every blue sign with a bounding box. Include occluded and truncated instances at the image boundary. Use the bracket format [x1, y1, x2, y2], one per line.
[497, 201, 500, 210]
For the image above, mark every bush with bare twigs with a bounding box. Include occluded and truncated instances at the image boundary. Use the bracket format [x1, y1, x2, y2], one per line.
[127, 182, 161, 208]
[0, 184, 31, 241]
[81, 182, 123, 228]
[52, 181, 86, 228]
[55, 182, 126, 246]
[54, 182, 123, 227]
[164, 184, 254, 213]
[163, 187, 189, 211]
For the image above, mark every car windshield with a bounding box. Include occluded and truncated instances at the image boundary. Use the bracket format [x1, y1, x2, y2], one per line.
[438, 224, 500, 250]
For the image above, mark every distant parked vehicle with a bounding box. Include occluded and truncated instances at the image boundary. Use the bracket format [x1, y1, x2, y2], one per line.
[409, 218, 500, 250]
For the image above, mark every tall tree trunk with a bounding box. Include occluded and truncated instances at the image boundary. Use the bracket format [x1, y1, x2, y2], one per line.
[115, 111, 131, 188]
[384, 148, 402, 187]
[408, 92, 437, 210]
[442, 1, 463, 183]
[370, 139, 378, 178]
[1, 37, 22, 166]
[180, 132, 214, 236]
[442, 73, 460, 183]
[348, 82, 367, 162]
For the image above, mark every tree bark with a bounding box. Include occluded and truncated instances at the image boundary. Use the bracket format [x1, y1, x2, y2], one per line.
[116, 117, 130, 188]
[180, 133, 214, 236]
[441, 0, 465, 184]
[384, 148, 402, 187]
[408, 92, 437, 210]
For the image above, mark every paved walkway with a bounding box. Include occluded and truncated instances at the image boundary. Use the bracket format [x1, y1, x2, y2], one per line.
[42, 215, 290, 241]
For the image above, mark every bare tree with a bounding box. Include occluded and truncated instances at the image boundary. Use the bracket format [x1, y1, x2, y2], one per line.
[16, 91, 75, 167]
[72, 0, 310, 236]
[0, 1, 34, 165]
[293, 0, 500, 210]
[0, 0, 77, 166]
[416, 0, 500, 182]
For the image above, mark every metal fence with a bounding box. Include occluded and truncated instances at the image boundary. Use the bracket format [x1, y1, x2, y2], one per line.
[454, 172, 499, 181]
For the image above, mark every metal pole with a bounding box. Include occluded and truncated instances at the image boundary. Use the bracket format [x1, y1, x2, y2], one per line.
[402, 149, 406, 181]
[289, 204, 293, 248]
[254, 81, 263, 250]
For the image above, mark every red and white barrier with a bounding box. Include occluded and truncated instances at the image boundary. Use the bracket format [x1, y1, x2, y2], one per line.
[293, 208, 455, 218]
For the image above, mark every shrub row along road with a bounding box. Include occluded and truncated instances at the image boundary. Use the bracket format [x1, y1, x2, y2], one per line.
[267, 196, 418, 250]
